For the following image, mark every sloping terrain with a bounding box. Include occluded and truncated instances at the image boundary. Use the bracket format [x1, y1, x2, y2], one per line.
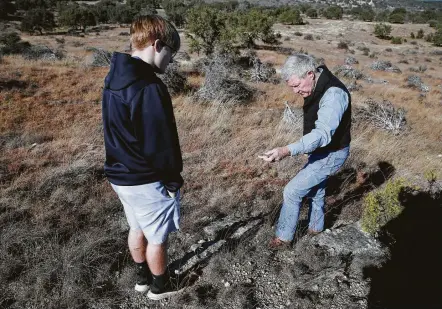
[1, 17, 442, 309]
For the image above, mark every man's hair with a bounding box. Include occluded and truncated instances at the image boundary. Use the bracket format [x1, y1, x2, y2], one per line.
[281, 54, 318, 80]
[130, 15, 180, 52]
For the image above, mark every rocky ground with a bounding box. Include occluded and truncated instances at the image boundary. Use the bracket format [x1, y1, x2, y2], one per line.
[117, 214, 388, 309]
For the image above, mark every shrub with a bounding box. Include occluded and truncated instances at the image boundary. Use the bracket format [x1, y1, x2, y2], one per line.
[162, 0, 188, 27]
[21, 8, 56, 35]
[361, 8, 376, 22]
[22, 45, 65, 61]
[249, 56, 276, 83]
[294, 31, 303, 36]
[234, 9, 278, 48]
[113, 4, 135, 23]
[159, 63, 188, 96]
[345, 56, 358, 65]
[428, 20, 438, 28]
[375, 11, 389, 22]
[417, 29, 424, 39]
[126, 0, 157, 13]
[433, 29, 442, 47]
[185, 6, 227, 55]
[346, 81, 361, 92]
[323, 5, 343, 20]
[92, 0, 118, 23]
[304, 34, 314, 40]
[278, 9, 303, 25]
[370, 60, 401, 73]
[196, 52, 254, 105]
[409, 65, 427, 73]
[59, 3, 96, 33]
[406, 75, 430, 92]
[374, 23, 392, 39]
[424, 169, 438, 191]
[0, 0, 16, 20]
[361, 179, 406, 235]
[391, 37, 403, 44]
[186, 7, 278, 54]
[388, 13, 405, 24]
[0, 31, 31, 55]
[88, 47, 112, 67]
[351, 7, 376, 22]
[333, 65, 365, 80]
[306, 8, 318, 18]
[410, 32, 415, 39]
[425, 33, 434, 43]
[357, 45, 370, 56]
[0, 31, 20, 46]
[337, 41, 348, 49]
[357, 98, 407, 134]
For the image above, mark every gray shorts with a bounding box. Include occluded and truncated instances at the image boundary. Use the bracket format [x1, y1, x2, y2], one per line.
[111, 182, 180, 244]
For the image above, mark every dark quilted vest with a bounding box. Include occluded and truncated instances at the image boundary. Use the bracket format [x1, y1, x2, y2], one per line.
[303, 65, 351, 154]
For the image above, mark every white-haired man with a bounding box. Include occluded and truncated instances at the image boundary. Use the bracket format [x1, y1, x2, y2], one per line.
[259, 54, 351, 249]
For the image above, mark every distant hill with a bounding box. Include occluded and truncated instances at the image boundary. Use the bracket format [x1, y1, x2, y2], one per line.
[204, 0, 442, 10]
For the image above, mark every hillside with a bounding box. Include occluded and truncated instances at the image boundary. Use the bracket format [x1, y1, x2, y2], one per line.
[211, 0, 442, 9]
[1, 8, 442, 309]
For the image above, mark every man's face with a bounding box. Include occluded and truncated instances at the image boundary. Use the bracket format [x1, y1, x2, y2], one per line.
[287, 72, 315, 98]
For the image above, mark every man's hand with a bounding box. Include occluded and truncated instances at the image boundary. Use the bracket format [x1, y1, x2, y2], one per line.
[258, 146, 291, 162]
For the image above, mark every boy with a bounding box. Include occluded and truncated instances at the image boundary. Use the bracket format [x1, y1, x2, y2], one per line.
[102, 15, 183, 300]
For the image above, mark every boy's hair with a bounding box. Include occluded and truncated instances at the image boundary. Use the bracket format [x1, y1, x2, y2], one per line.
[130, 15, 180, 52]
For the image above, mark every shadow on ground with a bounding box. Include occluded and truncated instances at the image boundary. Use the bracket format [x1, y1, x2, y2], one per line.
[324, 161, 396, 228]
[269, 161, 396, 239]
[168, 214, 265, 289]
[365, 188, 442, 309]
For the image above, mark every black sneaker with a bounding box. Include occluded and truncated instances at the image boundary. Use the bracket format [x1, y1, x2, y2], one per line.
[147, 273, 184, 300]
[135, 262, 151, 293]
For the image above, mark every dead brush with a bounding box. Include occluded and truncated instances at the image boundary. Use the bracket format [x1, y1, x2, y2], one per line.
[406, 75, 430, 92]
[333, 65, 365, 80]
[282, 101, 303, 131]
[249, 57, 277, 83]
[356, 99, 407, 135]
[195, 52, 254, 105]
[87, 47, 112, 67]
[344, 56, 359, 65]
[22, 45, 65, 61]
[370, 60, 402, 73]
[159, 62, 189, 96]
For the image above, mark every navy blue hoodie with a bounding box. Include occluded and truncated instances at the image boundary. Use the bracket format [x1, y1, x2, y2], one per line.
[102, 52, 183, 190]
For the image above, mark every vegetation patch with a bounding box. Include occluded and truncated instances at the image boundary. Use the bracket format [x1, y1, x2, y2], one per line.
[361, 179, 406, 235]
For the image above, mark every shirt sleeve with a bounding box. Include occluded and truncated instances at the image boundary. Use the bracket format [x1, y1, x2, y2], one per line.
[287, 87, 349, 156]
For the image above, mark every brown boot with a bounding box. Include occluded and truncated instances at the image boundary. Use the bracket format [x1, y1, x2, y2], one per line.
[268, 237, 291, 250]
[307, 229, 321, 236]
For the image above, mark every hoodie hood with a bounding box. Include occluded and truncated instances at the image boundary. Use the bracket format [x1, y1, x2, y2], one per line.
[104, 52, 158, 91]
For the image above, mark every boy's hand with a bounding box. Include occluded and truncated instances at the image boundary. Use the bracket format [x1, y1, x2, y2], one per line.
[258, 147, 290, 162]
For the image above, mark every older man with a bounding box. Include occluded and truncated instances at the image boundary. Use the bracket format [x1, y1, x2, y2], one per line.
[259, 54, 351, 248]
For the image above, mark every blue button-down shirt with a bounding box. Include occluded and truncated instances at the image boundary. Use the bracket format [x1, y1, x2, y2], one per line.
[287, 87, 349, 156]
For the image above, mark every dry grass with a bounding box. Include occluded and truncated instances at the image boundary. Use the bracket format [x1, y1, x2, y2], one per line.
[1, 18, 442, 308]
